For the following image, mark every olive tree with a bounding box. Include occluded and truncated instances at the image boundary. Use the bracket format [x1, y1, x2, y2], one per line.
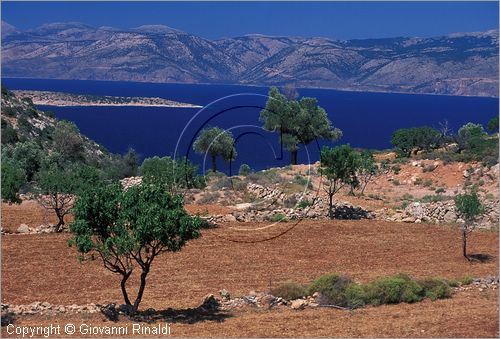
[139, 156, 203, 193]
[69, 182, 202, 313]
[1, 158, 26, 204]
[391, 126, 440, 157]
[487, 116, 499, 132]
[358, 151, 378, 195]
[260, 87, 341, 165]
[36, 158, 100, 232]
[193, 127, 237, 172]
[457, 123, 487, 152]
[52, 120, 85, 163]
[454, 191, 485, 260]
[320, 145, 360, 218]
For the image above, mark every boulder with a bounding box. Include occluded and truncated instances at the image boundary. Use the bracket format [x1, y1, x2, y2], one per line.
[290, 299, 307, 310]
[17, 224, 30, 234]
[443, 210, 457, 223]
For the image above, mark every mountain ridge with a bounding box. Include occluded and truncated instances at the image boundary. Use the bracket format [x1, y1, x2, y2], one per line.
[2, 21, 498, 97]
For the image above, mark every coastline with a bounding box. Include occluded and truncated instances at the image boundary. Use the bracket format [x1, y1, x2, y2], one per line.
[11, 90, 204, 108]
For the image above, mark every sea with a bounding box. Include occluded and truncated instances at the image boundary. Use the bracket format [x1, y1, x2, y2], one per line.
[2, 78, 498, 174]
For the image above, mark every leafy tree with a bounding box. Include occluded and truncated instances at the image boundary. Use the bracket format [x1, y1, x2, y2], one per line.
[238, 164, 252, 176]
[52, 120, 86, 163]
[391, 126, 440, 157]
[1, 159, 26, 204]
[320, 145, 360, 218]
[139, 156, 203, 193]
[69, 182, 202, 313]
[358, 151, 378, 195]
[455, 191, 485, 260]
[10, 141, 42, 182]
[487, 116, 499, 132]
[35, 158, 100, 232]
[260, 87, 342, 165]
[456, 123, 487, 152]
[193, 127, 237, 172]
[122, 148, 139, 177]
[1, 119, 18, 145]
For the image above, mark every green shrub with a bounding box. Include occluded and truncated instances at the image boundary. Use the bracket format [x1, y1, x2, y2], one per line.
[392, 165, 401, 174]
[460, 276, 474, 285]
[297, 199, 311, 209]
[294, 174, 313, 188]
[419, 195, 452, 203]
[401, 193, 414, 201]
[422, 179, 433, 187]
[435, 187, 446, 194]
[307, 273, 357, 307]
[364, 273, 424, 305]
[271, 282, 307, 300]
[271, 213, 288, 222]
[414, 177, 423, 185]
[418, 278, 453, 301]
[239, 164, 252, 176]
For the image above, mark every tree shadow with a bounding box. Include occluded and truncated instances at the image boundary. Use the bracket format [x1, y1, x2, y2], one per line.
[468, 253, 495, 263]
[129, 306, 232, 324]
[101, 297, 232, 324]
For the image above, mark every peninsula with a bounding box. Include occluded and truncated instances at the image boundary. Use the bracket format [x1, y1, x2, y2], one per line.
[12, 90, 203, 108]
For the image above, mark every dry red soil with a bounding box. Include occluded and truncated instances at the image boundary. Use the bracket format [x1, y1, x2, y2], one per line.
[1, 216, 498, 337]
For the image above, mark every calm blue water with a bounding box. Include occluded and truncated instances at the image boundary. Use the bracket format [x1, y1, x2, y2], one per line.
[3, 78, 498, 173]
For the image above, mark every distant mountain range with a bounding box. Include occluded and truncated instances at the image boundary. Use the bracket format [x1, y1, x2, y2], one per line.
[1, 21, 498, 97]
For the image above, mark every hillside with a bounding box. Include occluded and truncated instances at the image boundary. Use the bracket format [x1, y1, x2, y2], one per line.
[1, 21, 498, 97]
[1, 86, 109, 160]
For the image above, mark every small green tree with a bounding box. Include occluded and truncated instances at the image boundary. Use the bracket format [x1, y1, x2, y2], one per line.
[52, 120, 85, 163]
[320, 145, 360, 218]
[193, 127, 237, 172]
[69, 182, 202, 313]
[487, 116, 499, 132]
[139, 156, 203, 193]
[358, 151, 378, 195]
[35, 158, 100, 232]
[10, 141, 42, 182]
[457, 123, 487, 152]
[391, 126, 440, 157]
[238, 164, 252, 176]
[454, 191, 485, 260]
[122, 148, 139, 177]
[1, 159, 26, 204]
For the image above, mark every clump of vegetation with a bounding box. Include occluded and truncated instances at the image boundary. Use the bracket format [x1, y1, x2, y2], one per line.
[419, 195, 453, 203]
[139, 156, 204, 193]
[271, 282, 307, 300]
[238, 163, 252, 176]
[391, 165, 401, 175]
[435, 187, 446, 194]
[270, 213, 288, 222]
[422, 179, 433, 187]
[391, 126, 441, 157]
[291, 272, 455, 309]
[294, 174, 313, 189]
[392, 179, 400, 186]
[297, 199, 311, 209]
[198, 192, 221, 204]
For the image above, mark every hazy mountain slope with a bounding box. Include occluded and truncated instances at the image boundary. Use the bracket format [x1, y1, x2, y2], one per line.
[1, 21, 498, 96]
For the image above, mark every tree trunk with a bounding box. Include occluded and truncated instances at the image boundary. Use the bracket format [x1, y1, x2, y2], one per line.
[462, 228, 469, 260]
[360, 182, 368, 195]
[291, 150, 298, 165]
[328, 193, 334, 219]
[55, 209, 65, 232]
[120, 271, 132, 306]
[211, 154, 217, 172]
[133, 267, 149, 312]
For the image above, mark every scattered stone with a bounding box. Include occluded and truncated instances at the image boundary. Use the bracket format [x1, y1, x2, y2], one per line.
[290, 299, 308, 310]
[17, 224, 30, 234]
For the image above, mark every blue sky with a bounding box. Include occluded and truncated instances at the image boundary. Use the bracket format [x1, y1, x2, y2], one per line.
[2, 1, 498, 40]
